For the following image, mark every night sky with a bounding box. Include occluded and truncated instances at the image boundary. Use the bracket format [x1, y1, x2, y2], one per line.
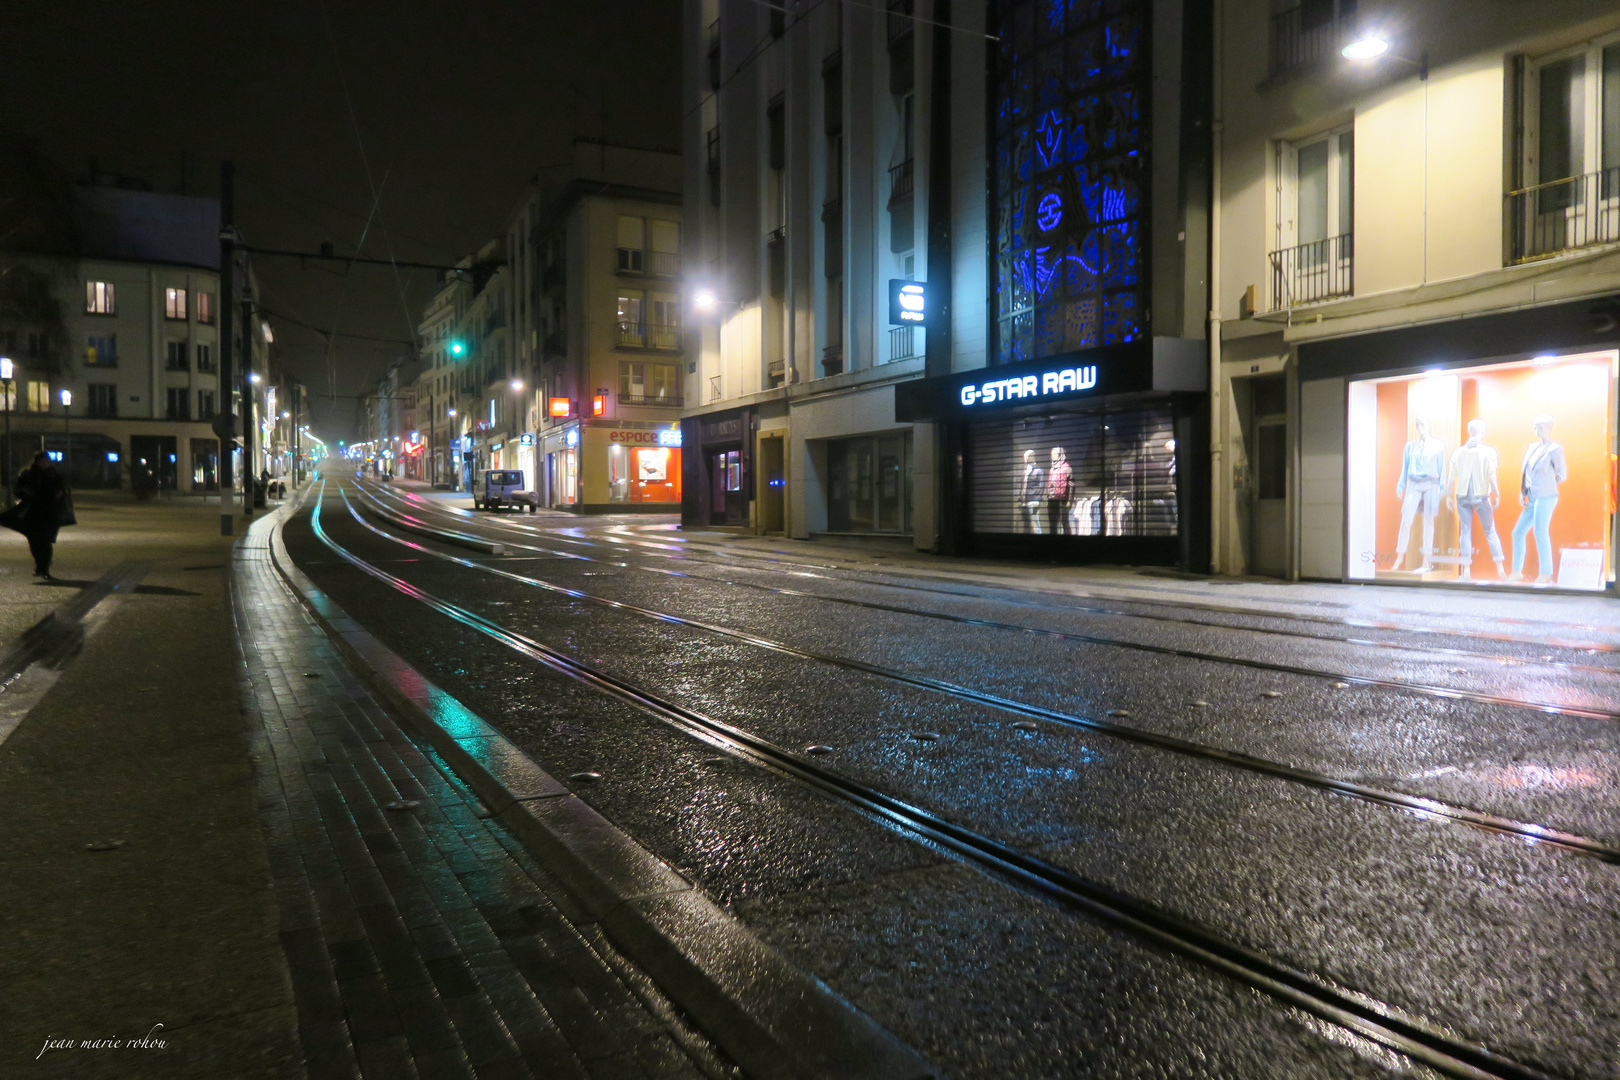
[0, 1, 682, 440]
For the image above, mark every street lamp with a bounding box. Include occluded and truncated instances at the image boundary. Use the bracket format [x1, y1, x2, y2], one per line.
[1342, 32, 1427, 79]
[59, 388, 72, 485]
[0, 357, 12, 505]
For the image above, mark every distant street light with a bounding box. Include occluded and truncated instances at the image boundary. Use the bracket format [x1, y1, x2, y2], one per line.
[0, 357, 12, 505]
[59, 388, 72, 484]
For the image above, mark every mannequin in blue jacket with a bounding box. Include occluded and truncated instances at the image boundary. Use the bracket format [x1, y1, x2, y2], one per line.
[1508, 414, 1568, 584]
[1390, 416, 1445, 572]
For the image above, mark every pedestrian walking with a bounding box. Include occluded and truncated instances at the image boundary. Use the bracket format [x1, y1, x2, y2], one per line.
[6, 452, 74, 580]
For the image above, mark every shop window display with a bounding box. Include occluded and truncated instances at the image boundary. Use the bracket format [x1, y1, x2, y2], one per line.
[1346, 350, 1617, 589]
[970, 402, 1177, 536]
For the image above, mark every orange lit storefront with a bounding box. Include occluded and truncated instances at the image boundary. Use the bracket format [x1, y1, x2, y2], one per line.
[1299, 299, 1619, 594]
[548, 420, 682, 513]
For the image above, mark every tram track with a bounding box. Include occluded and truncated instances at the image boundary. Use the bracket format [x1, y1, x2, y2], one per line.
[365, 482, 1620, 663]
[340, 486, 1620, 862]
[309, 481, 1561, 1080]
[356, 483, 1620, 723]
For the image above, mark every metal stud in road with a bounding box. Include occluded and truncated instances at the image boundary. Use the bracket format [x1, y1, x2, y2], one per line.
[1191, 700, 1211, 707]
[1011, 721, 1039, 731]
[570, 771, 603, 782]
[912, 732, 941, 742]
[85, 840, 126, 852]
[1260, 691, 1282, 698]
[1107, 709, 1132, 717]
[804, 745, 833, 755]
[385, 800, 420, 811]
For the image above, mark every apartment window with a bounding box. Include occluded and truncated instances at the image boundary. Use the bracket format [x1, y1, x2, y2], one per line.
[165, 288, 188, 320]
[649, 219, 680, 275]
[195, 343, 214, 372]
[196, 291, 213, 323]
[166, 340, 190, 370]
[1512, 38, 1620, 260]
[88, 383, 118, 419]
[167, 387, 191, 421]
[198, 389, 216, 420]
[27, 381, 51, 412]
[85, 280, 116, 315]
[618, 362, 682, 405]
[616, 216, 646, 272]
[706, 127, 722, 207]
[1272, 128, 1353, 306]
[85, 334, 118, 367]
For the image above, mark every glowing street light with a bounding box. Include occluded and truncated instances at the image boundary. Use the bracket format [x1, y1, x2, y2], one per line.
[510, 379, 524, 392]
[1340, 34, 1389, 59]
[693, 289, 718, 311]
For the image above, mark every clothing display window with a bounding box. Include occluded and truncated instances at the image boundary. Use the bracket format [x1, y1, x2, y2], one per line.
[970, 403, 1177, 536]
[1346, 349, 1617, 590]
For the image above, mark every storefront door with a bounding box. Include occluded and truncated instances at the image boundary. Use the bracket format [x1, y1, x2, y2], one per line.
[759, 436, 785, 534]
[1247, 376, 1288, 577]
[709, 448, 744, 525]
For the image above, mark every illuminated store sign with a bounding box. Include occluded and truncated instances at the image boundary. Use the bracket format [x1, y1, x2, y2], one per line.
[888, 279, 928, 326]
[658, 428, 682, 447]
[960, 365, 1097, 407]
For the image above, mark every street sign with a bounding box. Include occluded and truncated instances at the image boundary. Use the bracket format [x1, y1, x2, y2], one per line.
[210, 412, 238, 439]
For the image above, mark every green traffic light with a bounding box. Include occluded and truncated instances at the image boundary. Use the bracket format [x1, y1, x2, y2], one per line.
[450, 340, 465, 356]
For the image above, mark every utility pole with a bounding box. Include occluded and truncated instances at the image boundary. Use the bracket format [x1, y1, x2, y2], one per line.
[218, 161, 235, 537]
[242, 290, 255, 517]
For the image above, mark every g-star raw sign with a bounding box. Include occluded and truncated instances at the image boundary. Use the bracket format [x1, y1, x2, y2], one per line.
[888, 279, 928, 325]
[959, 365, 1098, 406]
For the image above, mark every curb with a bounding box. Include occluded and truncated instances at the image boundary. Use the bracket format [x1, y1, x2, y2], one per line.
[266, 487, 937, 1080]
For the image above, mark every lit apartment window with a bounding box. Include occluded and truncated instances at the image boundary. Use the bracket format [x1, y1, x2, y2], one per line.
[86, 281, 116, 314]
[1513, 37, 1620, 260]
[85, 334, 118, 367]
[165, 287, 188, 320]
[196, 291, 213, 323]
[618, 361, 682, 404]
[27, 382, 51, 412]
[1272, 128, 1353, 306]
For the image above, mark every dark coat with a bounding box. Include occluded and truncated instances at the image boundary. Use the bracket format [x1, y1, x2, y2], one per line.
[15, 465, 66, 541]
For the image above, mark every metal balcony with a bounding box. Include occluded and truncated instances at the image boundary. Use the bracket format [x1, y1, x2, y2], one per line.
[888, 325, 917, 362]
[1268, 0, 1358, 80]
[1508, 167, 1620, 263]
[616, 248, 681, 276]
[1268, 233, 1353, 308]
[889, 159, 914, 204]
[615, 322, 682, 351]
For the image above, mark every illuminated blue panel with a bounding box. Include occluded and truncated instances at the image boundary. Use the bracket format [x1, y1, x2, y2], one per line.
[993, 0, 1146, 364]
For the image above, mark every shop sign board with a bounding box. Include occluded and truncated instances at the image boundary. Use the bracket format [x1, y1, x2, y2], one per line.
[960, 365, 1097, 407]
[519, 433, 535, 446]
[608, 429, 669, 445]
[888, 279, 928, 326]
[701, 415, 745, 442]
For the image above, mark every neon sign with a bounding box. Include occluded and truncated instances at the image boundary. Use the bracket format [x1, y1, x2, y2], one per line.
[888, 279, 929, 326]
[959, 365, 1097, 407]
[657, 428, 683, 447]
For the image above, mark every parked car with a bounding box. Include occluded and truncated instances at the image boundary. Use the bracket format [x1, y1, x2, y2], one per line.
[473, 470, 527, 511]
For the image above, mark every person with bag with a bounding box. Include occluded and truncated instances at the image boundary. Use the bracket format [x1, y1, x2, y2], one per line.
[10, 452, 73, 580]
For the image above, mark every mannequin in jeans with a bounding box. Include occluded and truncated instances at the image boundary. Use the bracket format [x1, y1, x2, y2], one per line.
[1508, 414, 1567, 584]
[1446, 418, 1506, 580]
[1389, 416, 1445, 572]
[1018, 448, 1046, 534]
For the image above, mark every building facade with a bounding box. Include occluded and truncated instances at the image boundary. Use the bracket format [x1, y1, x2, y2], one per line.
[685, 0, 1211, 565]
[527, 141, 686, 512]
[1212, 0, 1620, 594]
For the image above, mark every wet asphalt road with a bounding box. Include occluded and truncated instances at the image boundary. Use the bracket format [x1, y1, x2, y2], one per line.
[284, 476, 1620, 1080]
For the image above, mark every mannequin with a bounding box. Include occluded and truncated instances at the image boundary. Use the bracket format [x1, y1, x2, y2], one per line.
[1509, 414, 1568, 583]
[1446, 418, 1506, 580]
[1045, 446, 1072, 535]
[1019, 448, 1046, 534]
[1390, 416, 1445, 571]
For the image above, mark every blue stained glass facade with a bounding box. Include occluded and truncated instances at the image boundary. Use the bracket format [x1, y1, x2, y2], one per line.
[993, 0, 1147, 364]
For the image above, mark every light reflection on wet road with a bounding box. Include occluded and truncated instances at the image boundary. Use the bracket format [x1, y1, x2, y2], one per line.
[289, 477, 1620, 1080]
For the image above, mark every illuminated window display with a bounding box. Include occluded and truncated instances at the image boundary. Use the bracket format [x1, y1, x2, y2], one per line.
[971, 402, 1177, 536]
[1346, 350, 1617, 590]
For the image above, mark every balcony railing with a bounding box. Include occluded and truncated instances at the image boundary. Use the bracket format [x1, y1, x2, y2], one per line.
[616, 322, 681, 350]
[619, 392, 684, 407]
[1268, 0, 1357, 80]
[888, 325, 917, 362]
[1269, 233, 1353, 308]
[821, 343, 844, 376]
[889, 159, 914, 204]
[1508, 167, 1620, 263]
[616, 248, 681, 276]
[886, 0, 914, 44]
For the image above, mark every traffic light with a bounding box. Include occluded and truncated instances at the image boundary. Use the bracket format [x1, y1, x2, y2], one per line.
[449, 339, 465, 357]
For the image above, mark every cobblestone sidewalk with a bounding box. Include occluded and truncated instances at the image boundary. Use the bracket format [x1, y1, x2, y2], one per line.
[236, 509, 731, 1080]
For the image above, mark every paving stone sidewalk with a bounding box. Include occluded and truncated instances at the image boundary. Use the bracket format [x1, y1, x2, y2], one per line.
[236, 505, 732, 1080]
